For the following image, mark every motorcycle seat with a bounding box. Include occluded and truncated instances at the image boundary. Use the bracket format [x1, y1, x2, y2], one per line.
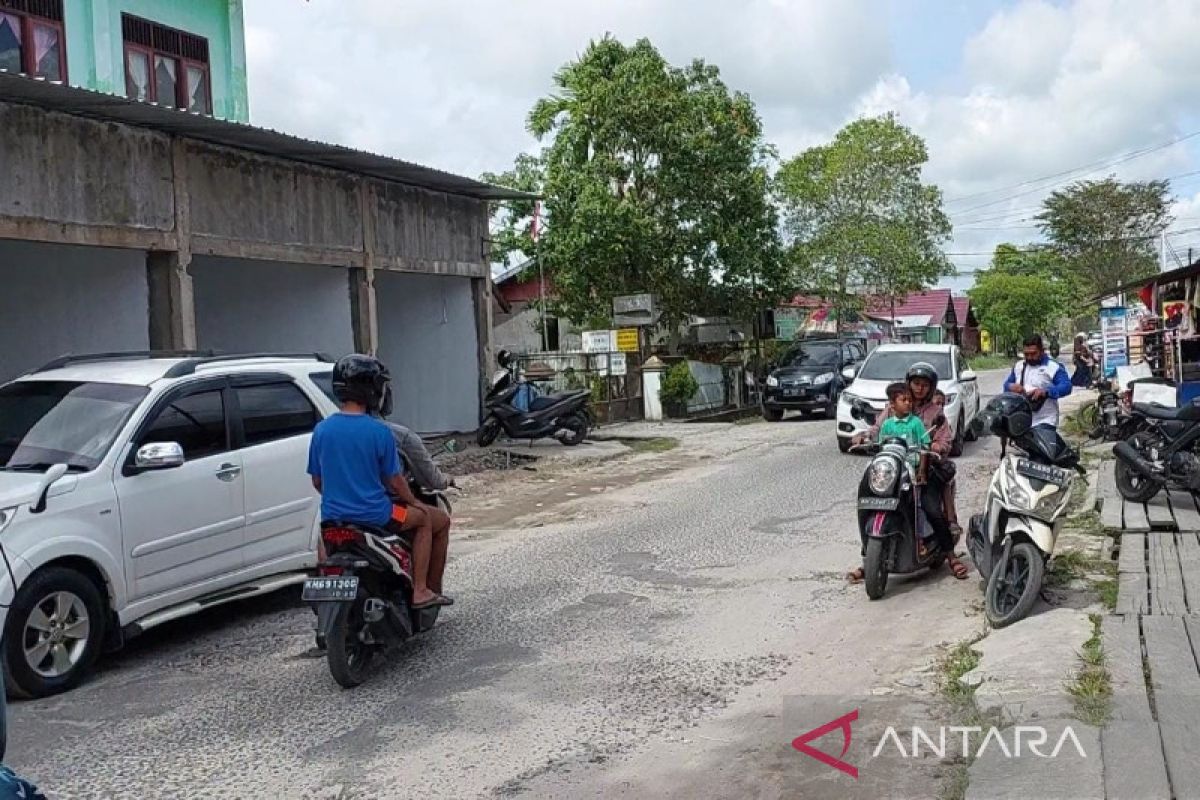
[1133, 401, 1200, 422]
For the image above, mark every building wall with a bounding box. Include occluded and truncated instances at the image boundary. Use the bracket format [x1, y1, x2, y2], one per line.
[0, 240, 148, 380]
[64, 0, 248, 121]
[191, 256, 355, 357]
[376, 272, 480, 434]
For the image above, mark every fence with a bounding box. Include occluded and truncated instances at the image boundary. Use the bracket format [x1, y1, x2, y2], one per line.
[515, 351, 644, 425]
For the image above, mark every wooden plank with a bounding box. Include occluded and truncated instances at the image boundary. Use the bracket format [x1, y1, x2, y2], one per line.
[1146, 493, 1176, 530]
[1167, 489, 1200, 532]
[1148, 533, 1188, 615]
[1103, 616, 1153, 722]
[1117, 535, 1148, 616]
[1178, 532, 1200, 614]
[1125, 499, 1152, 532]
[1098, 462, 1124, 532]
[1118, 534, 1144, 574]
[1143, 616, 1200, 796]
[1102, 722, 1172, 800]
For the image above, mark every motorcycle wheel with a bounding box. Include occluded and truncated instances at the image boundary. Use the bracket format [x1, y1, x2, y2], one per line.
[984, 542, 1044, 628]
[560, 414, 588, 446]
[864, 537, 890, 600]
[326, 602, 372, 689]
[476, 416, 502, 448]
[1115, 432, 1162, 503]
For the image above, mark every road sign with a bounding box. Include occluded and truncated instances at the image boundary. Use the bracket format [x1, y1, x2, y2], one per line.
[582, 330, 616, 353]
[610, 352, 628, 376]
[616, 328, 639, 352]
[613, 294, 658, 327]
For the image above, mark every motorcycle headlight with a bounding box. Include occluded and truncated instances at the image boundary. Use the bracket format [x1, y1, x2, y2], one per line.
[0, 506, 15, 534]
[766, 375, 780, 387]
[868, 458, 898, 495]
[813, 372, 836, 385]
[1002, 459, 1031, 508]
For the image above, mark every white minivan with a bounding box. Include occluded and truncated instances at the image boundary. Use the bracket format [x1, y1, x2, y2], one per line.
[0, 353, 342, 697]
[835, 344, 981, 456]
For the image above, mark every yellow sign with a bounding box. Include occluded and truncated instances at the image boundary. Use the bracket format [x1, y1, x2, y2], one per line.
[980, 330, 992, 354]
[616, 328, 639, 352]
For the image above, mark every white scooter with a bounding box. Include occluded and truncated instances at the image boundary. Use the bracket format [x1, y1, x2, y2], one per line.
[968, 394, 1084, 627]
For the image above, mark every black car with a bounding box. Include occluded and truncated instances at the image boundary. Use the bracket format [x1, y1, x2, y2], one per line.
[761, 338, 866, 421]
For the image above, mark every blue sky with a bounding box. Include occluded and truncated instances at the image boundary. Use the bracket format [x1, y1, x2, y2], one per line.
[245, 0, 1200, 291]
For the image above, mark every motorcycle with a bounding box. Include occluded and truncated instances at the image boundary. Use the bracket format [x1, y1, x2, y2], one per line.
[851, 440, 946, 599]
[1113, 399, 1200, 502]
[968, 394, 1083, 627]
[1083, 378, 1137, 441]
[477, 355, 592, 448]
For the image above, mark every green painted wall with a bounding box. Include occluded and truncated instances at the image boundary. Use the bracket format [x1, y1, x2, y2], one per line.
[62, 0, 248, 122]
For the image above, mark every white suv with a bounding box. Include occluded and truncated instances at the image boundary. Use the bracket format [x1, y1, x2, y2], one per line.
[0, 352, 342, 697]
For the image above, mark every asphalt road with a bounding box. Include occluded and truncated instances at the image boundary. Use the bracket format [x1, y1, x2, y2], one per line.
[8, 370, 1010, 800]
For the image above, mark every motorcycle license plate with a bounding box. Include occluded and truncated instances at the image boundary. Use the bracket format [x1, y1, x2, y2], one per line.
[1015, 459, 1067, 486]
[302, 576, 359, 602]
[858, 496, 899, 510]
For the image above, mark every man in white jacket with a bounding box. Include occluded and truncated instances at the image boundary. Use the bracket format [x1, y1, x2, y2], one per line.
[1003, 334, 1073, 428]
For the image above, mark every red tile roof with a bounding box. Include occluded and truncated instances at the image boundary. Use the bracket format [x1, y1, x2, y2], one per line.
[952, 296, 974, 328]
[890, 289, 953, 326]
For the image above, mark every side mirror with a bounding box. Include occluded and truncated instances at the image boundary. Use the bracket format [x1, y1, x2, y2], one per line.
[960, 369, 977, 382]
[30, 463, 70, 514]
[134, 442, 185, 471]
[842, 365, 857, 380]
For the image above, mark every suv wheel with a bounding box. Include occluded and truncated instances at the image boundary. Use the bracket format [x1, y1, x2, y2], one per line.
[4, 567, 107, 698]
[762, 406, 784, 422]
[949, 412, 966, 457]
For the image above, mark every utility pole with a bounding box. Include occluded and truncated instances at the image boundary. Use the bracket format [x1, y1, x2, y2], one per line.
[532, 201, 548, 352]
[1161, 231, 1167, 271]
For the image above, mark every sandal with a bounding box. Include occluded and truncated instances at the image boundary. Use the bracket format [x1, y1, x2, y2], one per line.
[846, 567, 865, 584]
[412, 594, 453, 610]
[946, 555, 969, 580]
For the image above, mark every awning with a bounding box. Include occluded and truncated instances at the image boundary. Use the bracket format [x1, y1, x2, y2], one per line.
[1090, 260, 1200, 303]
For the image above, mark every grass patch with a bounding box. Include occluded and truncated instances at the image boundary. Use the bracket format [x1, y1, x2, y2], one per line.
[939, 639, 983, 706]
[1067, 614, 1113, 727]
[619, 437, 680, 454]
[967, 354, 1013, 371]
[936, 634, 1004, 800]
[1061, 406, 1094, 440]
[1047, 548, 1116, 587]
[1096, 578, 1119, 611]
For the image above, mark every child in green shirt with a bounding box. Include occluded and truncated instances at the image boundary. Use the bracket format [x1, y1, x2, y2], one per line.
[877, 382, 930, 460]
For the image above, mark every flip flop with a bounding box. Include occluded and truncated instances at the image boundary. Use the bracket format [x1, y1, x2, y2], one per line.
[412, 594, 452, 610]
[946, 556, 969, 580]
[846, 567, 865, 584]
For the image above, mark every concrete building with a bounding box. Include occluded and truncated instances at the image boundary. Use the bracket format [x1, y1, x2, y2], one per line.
[2, 0, 248, 120]
[0, 72, 528, 433]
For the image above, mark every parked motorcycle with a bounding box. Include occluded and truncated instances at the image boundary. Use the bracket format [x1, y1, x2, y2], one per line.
[477, 352, 592, 447]
[1113, 400, 1200, 502]
[968, 394, 1083, 627]
[851, 440, 946, 599]
[1082, 378, 1136, 441]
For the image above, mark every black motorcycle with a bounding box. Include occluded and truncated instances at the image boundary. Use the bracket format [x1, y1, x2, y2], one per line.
[851, 440, 945, 599]
[477, 357, 592, 447]
[1113, 400, 1200, 502]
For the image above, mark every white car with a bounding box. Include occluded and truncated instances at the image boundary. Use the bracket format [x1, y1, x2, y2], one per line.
[835, 344, 981, 456]
[0, 352, 343, 697]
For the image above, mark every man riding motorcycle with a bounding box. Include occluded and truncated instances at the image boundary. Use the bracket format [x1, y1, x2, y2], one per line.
[849, 362, 968, 580]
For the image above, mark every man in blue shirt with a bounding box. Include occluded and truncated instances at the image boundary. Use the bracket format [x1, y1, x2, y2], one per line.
[307, 355, 448, 610]
[1004, 334, 1073, 429]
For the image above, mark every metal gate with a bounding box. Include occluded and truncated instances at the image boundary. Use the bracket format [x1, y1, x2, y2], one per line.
[516, 351, 644, 425]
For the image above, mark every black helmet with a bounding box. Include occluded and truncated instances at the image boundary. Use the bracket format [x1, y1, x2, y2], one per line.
[982, 392, 1033, 438]
[332, 354, 391, 413]
[497, 349, 515, 369]
[906, 361, 939, 386]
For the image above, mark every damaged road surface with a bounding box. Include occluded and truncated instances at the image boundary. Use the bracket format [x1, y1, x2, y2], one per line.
[7, 408, 1000, 799]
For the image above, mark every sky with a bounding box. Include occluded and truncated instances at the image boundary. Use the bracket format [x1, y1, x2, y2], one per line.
[242, 0, 1200, 291]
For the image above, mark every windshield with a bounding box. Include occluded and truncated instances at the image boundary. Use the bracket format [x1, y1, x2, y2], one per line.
[857, 351, 952, 383]
[779, 345, 839, 368]
[0, 381, 149, 472]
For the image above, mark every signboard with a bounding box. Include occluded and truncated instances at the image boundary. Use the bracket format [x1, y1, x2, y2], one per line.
[616, 328, 640, 352]
[613, 293, 659, 327]
[609, 352, 627, 376]
[774, 307, 803, 341]
[582, 330, 616, 353]
[1100, 306, 1128, 378]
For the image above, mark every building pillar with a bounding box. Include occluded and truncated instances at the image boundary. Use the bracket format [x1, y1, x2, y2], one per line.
[348, 266, 378, 356]
[147, 251, 197, 350]
[471, 276, 495, 417]
[642, 355, 667, 421]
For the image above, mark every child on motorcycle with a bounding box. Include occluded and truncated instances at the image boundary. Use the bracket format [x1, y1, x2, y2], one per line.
[930, 390, 962, 543]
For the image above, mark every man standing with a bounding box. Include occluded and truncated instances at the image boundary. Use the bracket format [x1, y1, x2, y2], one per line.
[1004, 334, 1072, 429]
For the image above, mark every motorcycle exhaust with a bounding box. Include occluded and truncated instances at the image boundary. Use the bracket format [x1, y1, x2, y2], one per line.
[1113, 440, 1166, 484]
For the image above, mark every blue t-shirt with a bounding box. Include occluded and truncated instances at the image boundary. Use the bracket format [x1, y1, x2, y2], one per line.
[306, 412, 403, 526]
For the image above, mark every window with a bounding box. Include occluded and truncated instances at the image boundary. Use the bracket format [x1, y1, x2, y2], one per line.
[122, 13, 210, 114]
[140, 390, 228, 461]
[309, 372, 337, 404]
[236, 383, 319, 447]
[857, 351, 952, 383]
[0, 0, 66, 81]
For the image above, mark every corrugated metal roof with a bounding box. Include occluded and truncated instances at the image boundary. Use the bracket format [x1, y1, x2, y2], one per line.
[891, 289, 952, 325]
[0, 71, 536, 201]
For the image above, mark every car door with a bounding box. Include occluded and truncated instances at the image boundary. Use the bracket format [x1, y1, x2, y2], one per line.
[955, 348, 979, 418]
[115, 379, 246, 602]
[231, 376, 321, 568]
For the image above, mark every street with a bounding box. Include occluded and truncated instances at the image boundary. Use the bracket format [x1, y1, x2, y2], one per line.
[9, 371, 1009, 799]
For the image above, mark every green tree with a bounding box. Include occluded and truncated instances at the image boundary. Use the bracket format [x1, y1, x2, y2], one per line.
[500, 36, 784, 329]
[775, 114, 952, 329]
[480, 152, 544, 273]
[968, 271, 1065, 354]
[1037, 177, 1173, 301]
